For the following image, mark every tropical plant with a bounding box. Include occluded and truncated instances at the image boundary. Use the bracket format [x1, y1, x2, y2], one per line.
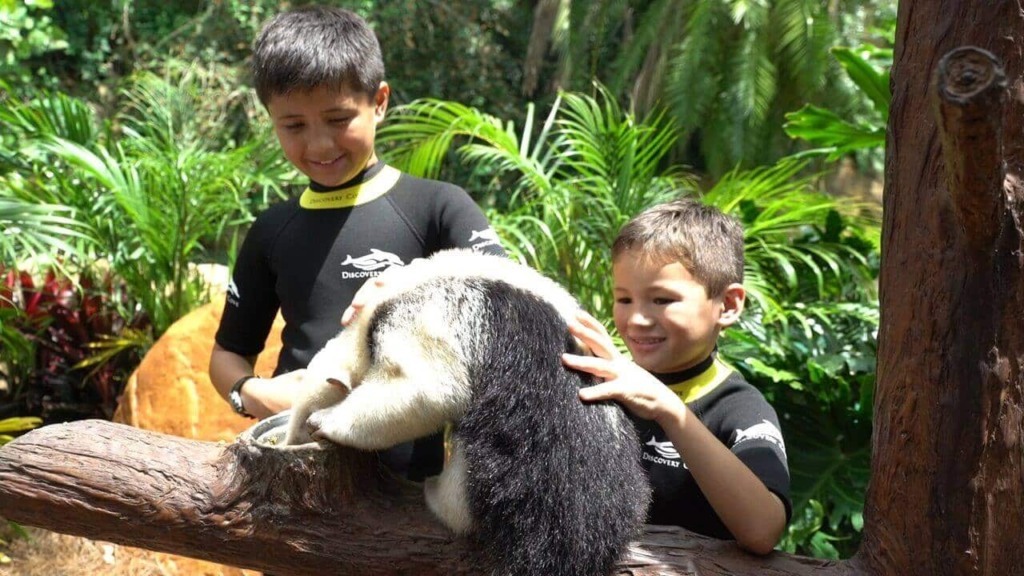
[703, 157, 879, 317]
[379, 85, 694, 317]
[0, 198, 89, 271]
[1, 70, 291, 339]
[521, 0, 881, 176]
[0, 415, 39, 565]
[784, 43, 892, 172]
[0, 415, 40, 445]
[1, 265, 147, 422]
[699, 155, 880, 558]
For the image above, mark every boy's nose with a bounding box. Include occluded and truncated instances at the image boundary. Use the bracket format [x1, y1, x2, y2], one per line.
[308, 126, 337, 156]
[627, 309, 654, 327]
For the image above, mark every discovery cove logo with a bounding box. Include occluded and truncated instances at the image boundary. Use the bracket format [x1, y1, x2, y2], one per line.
[643, 436, 683, 469]
[469, 228, 501, 251]
[341, 248, 405, 279]
[734, 420, 787, 453]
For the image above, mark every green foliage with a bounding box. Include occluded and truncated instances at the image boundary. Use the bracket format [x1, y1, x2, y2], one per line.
[380, 85, 693, 316]
[366, 0, 529, 116]
[23, 0, 279, 92]
[703, 157, 878, 321]
[0, 416, 40, 445]
[0, 0, 69, 90]
[717, 170, 879, 557]
[528, 0, 850, 175]
[1, 70, 289, 339]
[726, 298, 876, 558]
[0, 198, 89, 268]
[784, 41, 892, 169]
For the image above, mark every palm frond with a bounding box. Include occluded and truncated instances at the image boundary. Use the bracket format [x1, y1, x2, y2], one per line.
[0, 197, 91, 264]
[0, 88, 98, 146]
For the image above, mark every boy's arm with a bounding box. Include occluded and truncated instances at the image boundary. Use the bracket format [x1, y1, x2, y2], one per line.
[209, 344, 308, 420]
[562, 311, 786, 555]
[431, 185, 506, 256]
[652, 399, 787, 555]
[210, 210, 306, 419]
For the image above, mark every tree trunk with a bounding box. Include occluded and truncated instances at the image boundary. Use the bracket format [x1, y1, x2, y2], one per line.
[857, 0, 1024, 574]
[0, 419, 851, 576]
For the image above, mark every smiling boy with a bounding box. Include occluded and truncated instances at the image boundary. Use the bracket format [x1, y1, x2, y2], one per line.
[562, 199, 791, 554]
[209, 5, 504, 482]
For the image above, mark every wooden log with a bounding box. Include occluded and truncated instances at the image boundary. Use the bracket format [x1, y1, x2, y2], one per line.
[0, 419, 856, 576]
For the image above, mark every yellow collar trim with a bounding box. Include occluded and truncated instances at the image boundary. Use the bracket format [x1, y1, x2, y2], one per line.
[299, 165, 401, 209]
[667, 358, 733, 403]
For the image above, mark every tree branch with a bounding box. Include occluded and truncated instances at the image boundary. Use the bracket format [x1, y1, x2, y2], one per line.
[0, 420, 855, 576]
[934, 46, 1008, 253]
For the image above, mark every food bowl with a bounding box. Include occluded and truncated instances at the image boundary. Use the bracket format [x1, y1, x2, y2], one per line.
[239, 410, 293, 446]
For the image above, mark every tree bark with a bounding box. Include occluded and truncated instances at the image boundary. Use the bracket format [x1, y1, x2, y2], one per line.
[521, 0, 560, 97]
[859, 0, 1024, 574]
[0, 419, 855, 576]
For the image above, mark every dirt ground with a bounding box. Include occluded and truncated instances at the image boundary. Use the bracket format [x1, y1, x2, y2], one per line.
[0, 525, 259, 576]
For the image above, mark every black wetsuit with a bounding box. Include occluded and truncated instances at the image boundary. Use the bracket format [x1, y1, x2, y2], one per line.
[636, 355, 792, 538]
[216, 162, 505, 479]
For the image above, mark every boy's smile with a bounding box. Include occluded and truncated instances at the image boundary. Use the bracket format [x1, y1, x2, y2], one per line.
[267, 83, 389, 188]
[612, 250, 741, 374]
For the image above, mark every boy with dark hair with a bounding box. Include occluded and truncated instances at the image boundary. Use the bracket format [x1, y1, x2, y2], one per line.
[210, 5, 504, 481]
[562, 198, 791, 554]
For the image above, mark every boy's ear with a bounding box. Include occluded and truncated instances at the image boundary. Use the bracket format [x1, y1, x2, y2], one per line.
[373, 82, 390, 122]
[717, 283, 746, 328]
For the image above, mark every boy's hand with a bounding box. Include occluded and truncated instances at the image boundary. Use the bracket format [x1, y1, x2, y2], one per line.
[561, 310, 685, 425]
[240, 369, 326, 420]
[341, 258, 428, 326]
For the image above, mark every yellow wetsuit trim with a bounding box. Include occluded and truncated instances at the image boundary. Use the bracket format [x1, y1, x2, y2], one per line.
[299, 165, 402, 209]
[667, 357, 733, 403]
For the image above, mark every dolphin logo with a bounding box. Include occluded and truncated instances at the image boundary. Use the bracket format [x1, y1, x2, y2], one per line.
[645, 436, 680, 460]
[469, 228, 501, 252]
[734, 420, 786, 451]
[341, 249, 405, 271]
[470, 228, 500, 242]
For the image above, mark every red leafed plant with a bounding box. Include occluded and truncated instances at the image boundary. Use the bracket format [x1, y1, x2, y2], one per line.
[0, 265, 149, 423]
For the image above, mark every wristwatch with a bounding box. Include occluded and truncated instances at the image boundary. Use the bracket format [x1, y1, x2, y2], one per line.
[229, 376, 256, 419]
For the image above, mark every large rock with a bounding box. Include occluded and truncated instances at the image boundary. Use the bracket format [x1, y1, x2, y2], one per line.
[113, 294, 285, 443]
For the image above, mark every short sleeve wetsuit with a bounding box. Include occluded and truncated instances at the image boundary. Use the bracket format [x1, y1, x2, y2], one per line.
[215, 161, 506, 480]
[635, 354, 792, 538]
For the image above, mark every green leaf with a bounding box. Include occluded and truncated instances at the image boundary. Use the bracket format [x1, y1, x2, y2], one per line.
[0, 417, 41, 441]
[831, 46, 890, 119]
[783, 105, 885, 157]
[0, 416, 42, 433]
[744, 357, 801, 385]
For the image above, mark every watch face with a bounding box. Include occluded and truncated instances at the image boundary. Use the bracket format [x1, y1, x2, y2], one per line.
[230, 390, 248, 416]
[229, 377, 253, 417]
